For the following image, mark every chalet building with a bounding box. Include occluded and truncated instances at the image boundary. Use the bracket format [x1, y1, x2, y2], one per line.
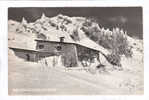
[9, 37, 109, 67]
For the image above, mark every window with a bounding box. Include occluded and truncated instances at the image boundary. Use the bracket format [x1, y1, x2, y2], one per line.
[56, 46, 62, 51]
[39, 45, 44, 49]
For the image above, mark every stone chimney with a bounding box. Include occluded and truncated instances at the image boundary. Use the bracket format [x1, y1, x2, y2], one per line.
[60, 37, 65, 42]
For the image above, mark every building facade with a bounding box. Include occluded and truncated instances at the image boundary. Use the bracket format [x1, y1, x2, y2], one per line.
[10, 37, 107, 67]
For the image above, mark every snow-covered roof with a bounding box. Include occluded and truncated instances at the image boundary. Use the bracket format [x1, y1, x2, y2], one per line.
[9, 47, 38, 52]
[76, 38, 109, 55]
[35, 38, 109, 55]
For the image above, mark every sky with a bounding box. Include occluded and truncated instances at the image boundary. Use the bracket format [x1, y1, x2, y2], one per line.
[8, 7, 143, 39]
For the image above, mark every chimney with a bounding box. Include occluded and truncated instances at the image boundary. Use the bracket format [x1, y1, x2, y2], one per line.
[60, 37, 65, 42]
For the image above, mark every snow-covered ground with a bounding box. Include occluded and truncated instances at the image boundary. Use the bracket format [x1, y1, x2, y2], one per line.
[8, 49, 143, 95]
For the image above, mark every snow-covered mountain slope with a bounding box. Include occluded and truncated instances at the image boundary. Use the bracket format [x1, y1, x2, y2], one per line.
[8, 14, 106, 53]
[8, 13, 143, 66]
[8, 14, 95, 41]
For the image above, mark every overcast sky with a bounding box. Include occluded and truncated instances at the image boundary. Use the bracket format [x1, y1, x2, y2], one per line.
[8, 7, 143, 39]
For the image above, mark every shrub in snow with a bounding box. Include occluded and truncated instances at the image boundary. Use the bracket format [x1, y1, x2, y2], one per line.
[82, 18, 133, 61]
[107, 53, 121, 67]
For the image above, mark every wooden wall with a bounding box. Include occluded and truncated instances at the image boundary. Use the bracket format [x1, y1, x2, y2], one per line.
[76, 44, 99, 62]
[36, 41, 78, 67]
[12, 49, 37, 62]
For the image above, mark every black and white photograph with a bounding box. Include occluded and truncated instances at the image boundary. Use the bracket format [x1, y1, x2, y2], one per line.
[8, 7, 143, 95]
